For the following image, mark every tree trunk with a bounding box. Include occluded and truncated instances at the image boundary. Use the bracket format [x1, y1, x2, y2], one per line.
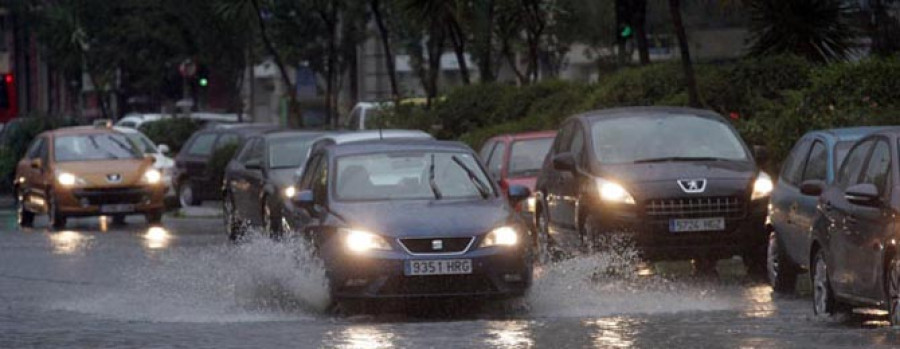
[475, 0, 496, 82]
[250, 0, 295, 105]
[425, 25, 444, 108]
[633, 0, 650, 65]
[369, 0, 400, 102]
[502, 40, 526, 85]
[447, 20, 471, 85]
[668, 0, 699, 107]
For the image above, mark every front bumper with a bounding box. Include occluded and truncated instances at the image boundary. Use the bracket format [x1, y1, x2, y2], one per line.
[54, 185, 166, 216]
[576, 198, 768, 261]
[322, 243, 532, 299]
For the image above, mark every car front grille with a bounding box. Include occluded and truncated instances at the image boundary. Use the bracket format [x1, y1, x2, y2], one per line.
[399, 237, 474, 254]
[645, 196, 745, 219]
[377, 275, 496, 296]
[72, 187, 150, 205]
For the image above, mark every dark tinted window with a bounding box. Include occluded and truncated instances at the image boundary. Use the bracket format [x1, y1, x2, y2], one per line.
[859, 140, 891, 194]
[187, 134, 217, 156]
[570, 125, 585, 161]
[837, 141, 873, 188]
[237, 138, 259, 163]
[801, 141, 828, 181]
[508, 138, 554, 178]
[780, 139, 809, 185]
[554, 123, 574, 153]
[216, 133, 240, 150]
[299, 155, 323, 190]
[244, 139, 265, 165]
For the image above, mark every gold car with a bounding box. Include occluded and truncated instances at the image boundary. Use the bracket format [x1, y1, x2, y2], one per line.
[14, 126, 166, 229]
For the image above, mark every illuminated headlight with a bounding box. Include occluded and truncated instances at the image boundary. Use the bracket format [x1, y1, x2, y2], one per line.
[526, 196, 537, 213]
[597, 178, 635, 205]
[57, 172, 85, 186]
[480, 226, 519, 247]
[751, 172, 774, 200]
[142, 169, 162, 184]
[342, 228, 391, 253]
[283, 186, 297, 198]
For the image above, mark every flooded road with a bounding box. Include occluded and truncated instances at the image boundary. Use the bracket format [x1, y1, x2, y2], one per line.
[1, 208, 898, 348]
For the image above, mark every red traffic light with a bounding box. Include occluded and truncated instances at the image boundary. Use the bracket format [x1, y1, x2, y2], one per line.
[4, 74, 12, 84]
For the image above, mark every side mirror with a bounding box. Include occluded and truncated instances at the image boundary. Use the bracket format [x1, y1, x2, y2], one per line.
[800, 179, 824, 196]
[753, 145, 768, 163]
[552, 152, 576, 172]
[158, 144, 170, 154]
[291, 189, 316, 212]
[245, 159, 262, 170]
[845, 183, 880, 206]
[507, 184, 532, 204]
[29, 158, 42, 170]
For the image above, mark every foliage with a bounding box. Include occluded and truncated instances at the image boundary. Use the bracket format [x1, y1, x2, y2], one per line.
[747, 0, 857, 62]
[0, 116, 79, 191]
[138, 118, 204, 154]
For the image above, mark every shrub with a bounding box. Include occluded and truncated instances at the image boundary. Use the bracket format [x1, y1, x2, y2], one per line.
[138, 118, 203, 154]
[584, 63, 685, 109]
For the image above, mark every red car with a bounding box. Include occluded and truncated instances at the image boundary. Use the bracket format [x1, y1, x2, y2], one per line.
[479, 131, 557, 213]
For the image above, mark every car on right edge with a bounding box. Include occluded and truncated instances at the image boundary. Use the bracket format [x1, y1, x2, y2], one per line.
[801, 128, 900, 325]
[534, 107, 772, 274]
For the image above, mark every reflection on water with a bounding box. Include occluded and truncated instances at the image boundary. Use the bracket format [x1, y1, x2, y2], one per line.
[49, 230, 92, 255]
[741, 285, 776, 318]
[589, 317, 639, 348]
[486, 321, 534, 348]
[334, 326, 396, 349]
[144, 226, 171, 250]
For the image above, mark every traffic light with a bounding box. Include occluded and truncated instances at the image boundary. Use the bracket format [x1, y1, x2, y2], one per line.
[198, 77, 208, 87]
[620, 25, 633, 39]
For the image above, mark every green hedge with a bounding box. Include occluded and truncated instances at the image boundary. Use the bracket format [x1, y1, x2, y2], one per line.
[386, 55, 900, 175]
[138, 118, 204, 154]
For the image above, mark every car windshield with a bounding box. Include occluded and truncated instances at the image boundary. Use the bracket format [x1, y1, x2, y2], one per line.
[590, 114, 749, 164]
[269, 136, 317, 169]
[54, 134, 141, 162]
[508, 138, 553, 178]
[335, 151, 494, 201]
[124, 133, 158, 154]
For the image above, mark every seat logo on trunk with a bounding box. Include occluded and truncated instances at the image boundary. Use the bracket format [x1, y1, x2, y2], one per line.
[677, 179, 706, 193]
[106, 174, 122, 183]
[432, 239, 443, 251]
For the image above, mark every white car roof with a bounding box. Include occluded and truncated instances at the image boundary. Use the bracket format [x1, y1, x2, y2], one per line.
[323, 130, 433, 144]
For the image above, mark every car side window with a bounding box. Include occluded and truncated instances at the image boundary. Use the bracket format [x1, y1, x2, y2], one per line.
[216, 133, 240, 150]
[556, 123, 574, 153]
[837, 140, 873, 189]
[801, 141, 827, 182]
[187, 133, 218, 156]
[858, 140, 891, 195]
[236, 138, 258, 163]
[570, 124, 585, 164]
[26, 138, 44, 159]
[486, 142, 507, 180]
[299, 155, 323, 190]
[479, 140, 496, 161]
[780, 139, 810, 185]
[312, 156, 329, 200]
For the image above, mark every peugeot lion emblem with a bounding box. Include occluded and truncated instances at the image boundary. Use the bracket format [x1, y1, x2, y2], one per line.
[106, 173, 122, 183]
[432, 239, 444, 251]
[677, 178, 707, 193]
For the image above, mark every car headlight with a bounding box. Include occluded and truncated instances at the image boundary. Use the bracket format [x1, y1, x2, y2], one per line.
[597, 178, 635, 205]
[751, 172, 774, 200]
[283, 185, 297, 198]
[342, 228, 391, 252]
[480, 226, 519, 248]
[142, 169, 162, 184]
[526, 196, 537, 212]
[57, 172, 85, 186]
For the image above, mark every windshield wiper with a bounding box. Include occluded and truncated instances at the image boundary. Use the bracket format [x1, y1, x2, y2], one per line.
[633, 156, 725, 164]
[451, 155, 490, 199]
[429, 154, 443, 200]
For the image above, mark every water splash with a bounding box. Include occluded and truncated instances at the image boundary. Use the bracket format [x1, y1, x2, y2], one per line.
[55, 229, 331, 323]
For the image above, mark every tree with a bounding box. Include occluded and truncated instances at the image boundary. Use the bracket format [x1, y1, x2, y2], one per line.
[404, 0, 471, 85]
[369, 0, 401, 101]
[746, 0, 856, 62]
[632, 0, 650, 65]
[862, 0, 900, 56]
[668, 0, 699, 107]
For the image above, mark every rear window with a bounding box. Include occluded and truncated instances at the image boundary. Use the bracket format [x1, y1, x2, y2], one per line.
[508, 138, 554, 178]
[54, 134, 141, 162]
[187, 134, 217, 156]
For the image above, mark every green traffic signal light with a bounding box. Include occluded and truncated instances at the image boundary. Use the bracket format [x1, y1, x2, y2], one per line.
[199, 78, 208, 87]
[620, 25, 633, 38]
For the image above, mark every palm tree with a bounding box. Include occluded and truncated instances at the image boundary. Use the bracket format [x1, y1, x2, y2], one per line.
[747, 0, 856, 62]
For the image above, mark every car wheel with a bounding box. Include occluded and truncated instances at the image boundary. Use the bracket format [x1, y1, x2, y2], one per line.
[263, 199, 282, 239]
[812, 249, 839, 316]
[886, 253, 900, 326]
[223, 194, 242, 241]
[178, 180, 201, 207]
[145, 210, 163, 224]
[535, 207, 552, 265]
[48, 192, 66, 230]
[16, 190, 34, 228]
[767, 231, 798, 293]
